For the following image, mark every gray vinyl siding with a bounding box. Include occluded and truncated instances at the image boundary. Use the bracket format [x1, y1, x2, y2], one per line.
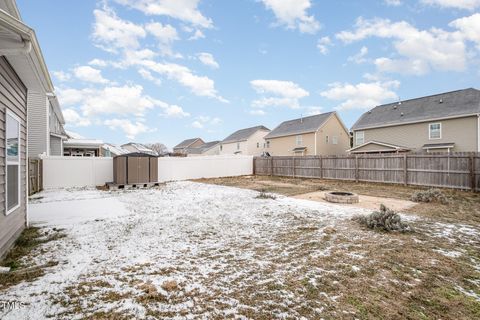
[49, 104, 63, 136]
[27, 91, 48, 157]
[49, 135, 62, 156]
[353, 116, 479, 152]
[0, 56, 27, 258]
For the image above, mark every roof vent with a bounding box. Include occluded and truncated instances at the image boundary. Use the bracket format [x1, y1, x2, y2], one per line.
[439, 98, 443, 103]
[368, 110, 372, 114]
[400, 112, 404, 116]
[393, 105, 397, 109]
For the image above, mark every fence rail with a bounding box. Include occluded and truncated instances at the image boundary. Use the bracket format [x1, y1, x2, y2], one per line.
[254, 153, 480, 191]
[28, 158, 43, 196]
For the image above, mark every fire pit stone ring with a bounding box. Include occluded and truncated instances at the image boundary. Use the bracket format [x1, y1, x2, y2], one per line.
[324, 191, 359, 204]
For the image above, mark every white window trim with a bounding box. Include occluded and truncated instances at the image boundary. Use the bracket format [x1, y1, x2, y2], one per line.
[355, 131, 365, 146]
[429, 122, 442, 140]
[6, 110, 21, 216]
[296, 135, 302, 146]
[332, 136, 338, 145]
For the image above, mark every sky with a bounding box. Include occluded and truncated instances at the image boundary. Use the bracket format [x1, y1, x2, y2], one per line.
[16, 0, 480, 149]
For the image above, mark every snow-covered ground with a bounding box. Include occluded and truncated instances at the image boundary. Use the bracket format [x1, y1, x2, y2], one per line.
[1, 182, 368, 319]
[1, 181, 478, 319]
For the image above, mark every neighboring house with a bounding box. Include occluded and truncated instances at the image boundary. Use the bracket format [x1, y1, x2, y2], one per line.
[28, 90, 67, 158]
[264, 112, 350, 156]
[0, 0, 56, 257]
[187, 141, 221, 156]
[349, 88, 480, 154]
[63, 139, 104, 157]
[121, 142, 158, 156]
[220, 126, 270, 156]
[173, 138, 204, 154]
[101, 143, 129, 157]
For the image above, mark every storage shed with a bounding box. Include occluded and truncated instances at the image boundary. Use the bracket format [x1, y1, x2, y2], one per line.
[113, 153, 158, 185]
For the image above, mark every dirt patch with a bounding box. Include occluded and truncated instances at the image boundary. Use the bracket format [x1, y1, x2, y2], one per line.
[295, 190, 416, 211]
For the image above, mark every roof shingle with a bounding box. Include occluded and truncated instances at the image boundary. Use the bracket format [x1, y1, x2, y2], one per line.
[264, 112, 334, 139]
[352, 88, 480, 130]
[173, 138, 203, 149]
[222, 126, 270, 143]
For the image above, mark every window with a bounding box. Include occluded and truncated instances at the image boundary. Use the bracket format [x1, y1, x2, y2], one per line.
[296, 135, 302, 146]
[220, 145, 223, 151]
[332, 136, 338, 145]
[355, 131, 365, 146]
[6, 112, 20, 215]
[237, 142, 240, 150]
[257, 142, 260, 148]
[325, 135, 329, 144]
[266, 141, 270, 148]
[429, 123, 441, 139]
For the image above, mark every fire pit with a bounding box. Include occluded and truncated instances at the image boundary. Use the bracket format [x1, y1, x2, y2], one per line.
[325, 191, 359, 204]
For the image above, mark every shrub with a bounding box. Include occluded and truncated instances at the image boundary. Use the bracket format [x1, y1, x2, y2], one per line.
[354, 204, 411, 232]
[255, 189, 277, 200]
[410, 188, 449, 205]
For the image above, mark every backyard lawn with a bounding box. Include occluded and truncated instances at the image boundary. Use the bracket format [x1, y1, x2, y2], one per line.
[1, 179, 479, 319]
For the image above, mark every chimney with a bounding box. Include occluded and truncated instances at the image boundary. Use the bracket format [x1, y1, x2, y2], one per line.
[300, 114, 303, 123]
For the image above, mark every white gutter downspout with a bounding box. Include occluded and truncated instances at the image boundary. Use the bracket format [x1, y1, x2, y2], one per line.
[314, 130, 317, 155]
[477, 114, 480, 152]
[25, 93, 29, 227]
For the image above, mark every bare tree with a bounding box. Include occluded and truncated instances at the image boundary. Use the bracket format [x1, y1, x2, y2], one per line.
[146, 143, 169, 155]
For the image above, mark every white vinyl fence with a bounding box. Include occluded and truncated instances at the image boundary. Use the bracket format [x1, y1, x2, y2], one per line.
[157, 155, 253, 182]
[42, 155, 253, 188]
[43, 157, 113, 188]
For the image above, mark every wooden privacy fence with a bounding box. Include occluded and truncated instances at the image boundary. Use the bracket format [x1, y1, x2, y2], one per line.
[254, 153, 480, 191]
[28, 158, 43, 195]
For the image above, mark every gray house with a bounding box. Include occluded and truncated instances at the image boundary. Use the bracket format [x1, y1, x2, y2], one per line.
[0, 0, 56, 257]
[349, 88, 480, 154]
[173, 138, 204, 154]
[28, 93, 67, 157]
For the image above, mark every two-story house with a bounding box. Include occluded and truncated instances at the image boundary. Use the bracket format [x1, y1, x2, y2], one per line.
[28, 92, 67, 157]
[264, 112, 350, 156]
[349, 88, 480, 154]
[220, 125, 270, 156]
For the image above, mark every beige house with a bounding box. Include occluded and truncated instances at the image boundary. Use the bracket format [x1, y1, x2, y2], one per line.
[264, 112, 350, 156]
[349, 88, 480, 154]
[173, 138, 204, 154]
[186, 141, 221, 157]
[220, 125, 270, 156]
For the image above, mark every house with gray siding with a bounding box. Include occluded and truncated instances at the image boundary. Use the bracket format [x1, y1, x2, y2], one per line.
[27, 87, 66, 158]
[173, 138, 204, 154]
[0, 0, 57, 257]
[349, 88, 480, 154]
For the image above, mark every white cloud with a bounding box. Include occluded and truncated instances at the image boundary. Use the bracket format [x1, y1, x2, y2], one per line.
[188, 29, 205, 40]
[320, 80, 400, 111]
[197, 52, 219, 68]
[249, 109, 266, 116]
[317, 36, 332, 55]
[62, 109, 91, 127]
[191, 115, 222, 129]
[384, 0, 402, 6]
[73, 66, 110, 84]
[88, 59, 108, 67]
[421, 0, 480, 10]
[145, 22, 180, 57]
[250, 79, 309, 109]
[348, 46, 369, 64]
[57, 84, 189, 119]
[305, 106, 323, 116]
[449, 13, 480, 49]
[114, 0, 213, 28]
[93, 8, 146, 52]
[260, 0, 320, 34]
[138, 68, 162, 86]
[104, 118, 153, 139]
[336, 17, 467, 75]
[53, 71, 71, 82]
[140, 60, 227, 101]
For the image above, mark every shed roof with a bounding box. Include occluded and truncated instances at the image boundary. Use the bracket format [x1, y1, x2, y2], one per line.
[265, 112, 334, 139]
[222, 125, 270, 144]
[352, 88, 480, 130]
